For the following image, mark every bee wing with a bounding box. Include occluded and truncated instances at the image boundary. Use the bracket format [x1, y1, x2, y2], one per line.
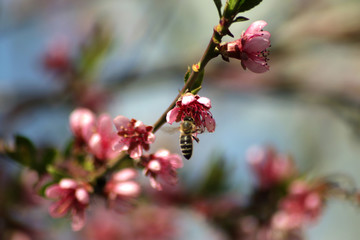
[161, 126, 180, 135]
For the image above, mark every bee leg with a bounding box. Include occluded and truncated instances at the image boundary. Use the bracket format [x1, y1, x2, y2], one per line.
[192, 135, 199, 143]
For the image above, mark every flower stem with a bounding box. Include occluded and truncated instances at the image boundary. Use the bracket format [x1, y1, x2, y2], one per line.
[152, 17, 231, 133]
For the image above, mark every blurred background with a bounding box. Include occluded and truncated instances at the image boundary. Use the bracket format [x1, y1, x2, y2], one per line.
[1, 0, 360, 239]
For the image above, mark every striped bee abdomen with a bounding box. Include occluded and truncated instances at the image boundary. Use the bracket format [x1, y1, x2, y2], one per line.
[180, 135, 193, 160]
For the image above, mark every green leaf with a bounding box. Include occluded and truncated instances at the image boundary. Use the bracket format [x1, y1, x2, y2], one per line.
[83, 156, 95, 172]
[226, 0, 245, 14]
[227, 0, 239, 10]
[190, 70, 204, 94]
[233, 16, 249, 23]
[7, 135, 37, 169]
[184, 66, 191, 83]
[38, 180, 57, 197]
[63, 139, 74, 158]
[237, 0, 262, 13]
[191, 86, 202, 95]
[6, 135, 58, 174]
[76, 22, 113, 79]
[197, 155, 228, 197]
[213, 0, 222, 18]
[46, 165, 68, 181]
[38, 148, 58, 174]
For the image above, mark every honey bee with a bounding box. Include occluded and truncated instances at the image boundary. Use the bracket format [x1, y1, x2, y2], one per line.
[179, 116, 199, 160]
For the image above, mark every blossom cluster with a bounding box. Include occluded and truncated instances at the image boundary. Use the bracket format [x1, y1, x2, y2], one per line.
[69, 108, 120, 161]
[245, 146, 325, 237]
[45, 179, 92, 231]
[247, 146, 296, 189]
[42, 18, 273, 232]
[45, 107, 192, 230]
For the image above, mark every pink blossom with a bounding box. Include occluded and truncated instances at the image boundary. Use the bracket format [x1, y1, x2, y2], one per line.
[74, 85, 110, 112]
[43, 40, 71, 74]
[69, 108, 96, 142]
[166, 92, 215, 133]
[237, 217, 303, 240]
[9, 231, 32, 240]
[272, 180, 323, 230]
[45, 179, 93, 231]
[223, 20, 271, 73]
[113, 116, 155, 159]
[141, 149, 183, 191]
[247, 146, 296, 189]
[88, 114, 121, 161]
[105, 168, 141, 210]
[83, 205, 178, 240]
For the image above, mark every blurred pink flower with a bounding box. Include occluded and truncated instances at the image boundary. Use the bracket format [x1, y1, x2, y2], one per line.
[237, 216, 304, 240]
[69, 108, 96, 143]
[166, 92, 215, 133]
[141, 149, 183, 191]
[83, 205, 178, 240]
[105, 168, 141, 210]
[88, 114, 121, 161]
[74, 85, 110, 112]
[113, 116, 155, 159]
[223, 20, 271, 73]
[272, 180, 323, 231]
[247, 146, 296, 189]
[10, 231, 32, 240]
[43, 40, 71, 74]
[45, 179, 93, 231]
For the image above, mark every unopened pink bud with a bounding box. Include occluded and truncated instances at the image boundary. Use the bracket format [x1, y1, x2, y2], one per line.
[69, 108, 96, 142]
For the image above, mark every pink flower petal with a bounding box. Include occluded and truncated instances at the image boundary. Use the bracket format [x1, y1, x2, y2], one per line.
[113, 115, 130, 131]
[197, 97, 211, 108]
[147, 132, 156, 144]
[69, 108, 96, 141]
[113, 168, 138, 182]
[150, 177, 162, 191]
[242, 58, 269, 73]
[48, 196, 73, 218]
[166, 107, 180, 124]
[305, 193, 321, 210]
[243, 36, 270, 53]
[129, 145, 143, 159]
[134, 120, 145, 131]
[182, 94, 196, 105]
[71, 209, 86, 231]
[170, 155, 183, 168]
[113, 141, 129, 152]
[290, 181, 308, 195]
[272, 211, 290, 230]
[113, 182, 141, 197]
[246, 146, 265, 165]
[88, 133, 102, 158]
[148, 160, 162, 172]
[59, 179, 78, 189]
[75, 188, 89, 205]
[204, 114, 216, 132]
[244, 20, 268, 35]
[45, 185, 63, 199]
[154, 149, 170, 158]
[106, 147, 121, 160]
[97, 114, 113, 140]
